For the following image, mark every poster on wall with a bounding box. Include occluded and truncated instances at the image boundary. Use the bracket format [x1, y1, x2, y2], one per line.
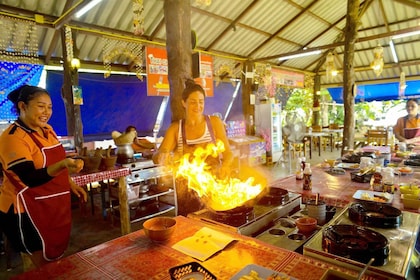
[72, 85, 83, 105]
[271, 68, 304, 87]
[146, 46, 170, 96]
[194, 53, 214, 97]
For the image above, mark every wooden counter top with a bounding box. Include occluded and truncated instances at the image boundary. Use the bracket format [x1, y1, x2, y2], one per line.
[12, 216, 365, 280]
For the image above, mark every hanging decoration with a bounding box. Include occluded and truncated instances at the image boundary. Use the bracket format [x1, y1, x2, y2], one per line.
[195, 0, 212, 6]
[0, 15, 39, 64]
[102, 38, 144, 80]
[132, 0, 144, 36]
[325, 52, 337, 82]
[64, 26, 74, 62]
[370, 44, 384, 77]
[213, 58, 241, 86]
[399, 71, 407, 98]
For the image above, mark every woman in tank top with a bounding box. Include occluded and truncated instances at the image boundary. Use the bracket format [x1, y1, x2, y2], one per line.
[153, 80, 233, 216]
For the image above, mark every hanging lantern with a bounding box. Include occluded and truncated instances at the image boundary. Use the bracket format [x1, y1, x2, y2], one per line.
[370, 44, 384, 77]
[132, 0, 144, 36]
[325, 52, 337, 82]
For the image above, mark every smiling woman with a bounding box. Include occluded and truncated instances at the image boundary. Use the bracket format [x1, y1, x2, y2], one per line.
[0, 85, 87, 271]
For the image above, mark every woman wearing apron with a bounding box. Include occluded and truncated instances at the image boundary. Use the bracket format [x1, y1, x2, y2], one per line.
[153, 80, 233, 216]
[0, 85, 87, 270]
[394, 98, 420, 144]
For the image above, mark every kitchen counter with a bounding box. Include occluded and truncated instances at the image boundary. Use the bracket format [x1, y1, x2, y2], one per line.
[272, 165, 419, 213]
[12, 216, 364, 280]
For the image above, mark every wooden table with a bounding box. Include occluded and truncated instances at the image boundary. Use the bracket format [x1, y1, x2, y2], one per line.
[12, 216, 364, 280]
[272, 165, 420, 213]
[322, 128, 343, 152]
[304, 132, 328, 158]
[71, 167, 131, 234]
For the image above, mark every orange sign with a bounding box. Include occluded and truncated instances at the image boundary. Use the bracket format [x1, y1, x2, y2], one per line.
[271, 68, 305, 87]
[194, 53, 214, 97]
[146, 46, 170, 96]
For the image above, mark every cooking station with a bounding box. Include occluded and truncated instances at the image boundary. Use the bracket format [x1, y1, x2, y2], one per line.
[304, 202, 420, 280]
[188, 184, 302, 237]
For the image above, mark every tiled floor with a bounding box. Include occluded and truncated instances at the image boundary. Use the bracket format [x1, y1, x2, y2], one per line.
[0, 145, 342, 279]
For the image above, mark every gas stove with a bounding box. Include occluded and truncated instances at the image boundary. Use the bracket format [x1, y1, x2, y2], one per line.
[188, 187, 302, 237]
[303, 203, 420, 280]
[255, 205, 341, 253]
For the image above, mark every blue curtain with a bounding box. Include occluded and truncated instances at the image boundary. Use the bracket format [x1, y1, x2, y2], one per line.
[46, 71, 243, 137]
[0, 62, 44, 121]
[328, 80, 420, 103]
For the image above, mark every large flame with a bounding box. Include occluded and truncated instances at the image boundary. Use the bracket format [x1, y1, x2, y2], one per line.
[175, 140, 266, 211]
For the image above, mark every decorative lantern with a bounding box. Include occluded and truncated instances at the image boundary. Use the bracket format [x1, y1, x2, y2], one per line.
[370, 44, 384, 77]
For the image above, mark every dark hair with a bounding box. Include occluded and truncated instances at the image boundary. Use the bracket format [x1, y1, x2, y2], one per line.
[7, 85, 49, 114]
[406, 98, 420, 106]
[125, 125, 137, 133]
[182, 79, 205, 101]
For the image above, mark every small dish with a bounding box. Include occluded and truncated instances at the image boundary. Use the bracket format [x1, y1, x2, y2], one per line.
[336, 163, 360, 170]
[397, 166, 414, 175]
[352, 190, 393, 204]
[230, 264, 296, 280]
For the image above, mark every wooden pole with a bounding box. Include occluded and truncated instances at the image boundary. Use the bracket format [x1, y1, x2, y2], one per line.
[313, 75, 321, 127]
[342, 0, 359, 154]
[60, 28, 84, 151]
[163, 0, 192, 122]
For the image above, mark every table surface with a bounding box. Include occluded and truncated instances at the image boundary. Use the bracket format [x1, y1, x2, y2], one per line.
[272, 165, 419, 213]
[12, 216, 364, 280]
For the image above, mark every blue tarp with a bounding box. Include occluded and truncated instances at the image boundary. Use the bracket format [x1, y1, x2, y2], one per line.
[328, 80, 420, 103]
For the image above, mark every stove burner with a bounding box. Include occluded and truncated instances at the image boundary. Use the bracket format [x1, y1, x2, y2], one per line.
[322, 224, 390, 266]
[348, 202, 402, 228]
[268, 228, 286, 235]
[289, 233, 306, 241]
[277, 218, 296, 228]
[258, 187, 289, 206]
[209, 206, 254, 227]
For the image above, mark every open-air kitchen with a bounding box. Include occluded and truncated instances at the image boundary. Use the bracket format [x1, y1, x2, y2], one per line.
[10, 140, 420, 279]
[2, 0, 420, 279]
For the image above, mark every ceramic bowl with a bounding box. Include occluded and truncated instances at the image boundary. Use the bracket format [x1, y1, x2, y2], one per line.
[143, 217, 176, 242]
[324, 159, 336, 167]
[295, 217, 318, 232]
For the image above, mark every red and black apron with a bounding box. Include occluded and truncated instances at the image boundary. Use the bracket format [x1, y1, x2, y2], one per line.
[403, 115, 420, 139]
[5, 132, 71, 261]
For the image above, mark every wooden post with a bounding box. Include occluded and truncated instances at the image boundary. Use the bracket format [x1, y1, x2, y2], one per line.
[242, 62, 254, 135]
[60, 28, 84, 151]
[342, 0, 359, 154]
[163, 0, 192, 122]
[313, 75, 321, 126]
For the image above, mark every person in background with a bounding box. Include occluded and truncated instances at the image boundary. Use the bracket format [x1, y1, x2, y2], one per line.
[153, 80, 233, 216]
[394, 98, 420, 144]
[125, 125, 155, 154]
[0, 85, 87, 270]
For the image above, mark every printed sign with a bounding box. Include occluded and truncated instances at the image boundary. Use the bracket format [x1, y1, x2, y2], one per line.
[271, 68, 305, 87]
[194, 53, 214, 97]
[72, 85, 83, 105]
[146, 46, 170, 96]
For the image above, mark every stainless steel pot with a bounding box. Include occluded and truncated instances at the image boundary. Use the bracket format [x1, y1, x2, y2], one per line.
[116, 144, 134, 164]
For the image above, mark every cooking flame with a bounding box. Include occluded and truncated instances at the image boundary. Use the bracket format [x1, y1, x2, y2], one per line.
[175, 140, 266, 211]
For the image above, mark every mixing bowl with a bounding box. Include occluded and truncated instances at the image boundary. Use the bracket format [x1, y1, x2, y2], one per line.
[143, 217, 176, 242]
